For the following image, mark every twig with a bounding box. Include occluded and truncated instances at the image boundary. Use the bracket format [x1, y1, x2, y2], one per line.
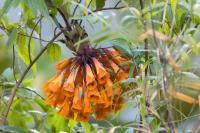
[79, 6, 125, 25]
[0, 82, 44, 100]
[92, 6, 125, 12]
[87, 0, 93, 8]
[21, 87, 45, 100]
[19, 33, 50, 42]
[114, 0, 121, 8]
[0, 25, 50, 43]
[72, 0, 82, 16]
[28, 17, 43, 63]
[12, 45, 17, 83]
[39, 18, 43, 48]
[139, 0, 150, 110]
[71, 0, 82, 24]
[79, 0, 93, 25]
[2, 31, 62, 125]
[139, 0, 150, 132]
[57, 8, 72, 31]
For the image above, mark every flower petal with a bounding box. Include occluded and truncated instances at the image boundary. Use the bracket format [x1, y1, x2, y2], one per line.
[55, 58, 72, 70]
[72, 88, 82, 112]
[92, 58, 107, 79]
[86, 64, 95, 85]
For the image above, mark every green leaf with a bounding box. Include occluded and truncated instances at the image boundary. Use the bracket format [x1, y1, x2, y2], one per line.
[12, 0, 22, 8]
[193, 44, 199, 55]
[16, 30, 37, 72]
[52, 0, 64, 7]
[0, 0, 14, 19]
[37, 0, 50, 17]
[128, 63, 135, 78]
[139, 93, 146, 125]
[146, 117, 159, 131]
[49, 114, 69, 133]
[68, 120, 77, 129]
[109, 38, 132, 56]
[0, 126, 26, 133]
[47, 43, 61, 61]
[2, 68, 13, 80]
[80, 122, 91, 133]
[6, 28, 17, 47]
[28, 0, 49, 17]
[96, 0, 106, 9]
[171, 0, 177, 14]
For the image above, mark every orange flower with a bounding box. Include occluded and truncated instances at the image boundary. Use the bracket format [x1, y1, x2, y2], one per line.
[72, 87, 82, 112]
[83, 91, 93, 115]
[116, 70, 128, 81]
[55, 59, 72, 70]
[63, 71, 76, 97]
[88, 88, 100, 101]
[86, 64, 95, 86]
[59, 98, 71, 117]
[43, 74, 59, 93]
[43, 45, 137, 121]
[92, 58, 107, 79]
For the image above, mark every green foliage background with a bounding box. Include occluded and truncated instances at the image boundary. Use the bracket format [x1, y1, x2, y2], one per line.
[0, 0, 200, 132]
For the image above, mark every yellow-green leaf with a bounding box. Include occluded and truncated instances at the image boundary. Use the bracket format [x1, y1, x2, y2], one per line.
[6, 28, 17, 47]
[0, 0, 14, 19]
[17, 31, 37, 72]
[80, 122, 91, 133]
[171, 0, 177, 14]
[47, 43, 61, 61]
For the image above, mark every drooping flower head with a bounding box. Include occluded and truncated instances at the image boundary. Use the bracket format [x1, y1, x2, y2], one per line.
[43, 44, 137, 121]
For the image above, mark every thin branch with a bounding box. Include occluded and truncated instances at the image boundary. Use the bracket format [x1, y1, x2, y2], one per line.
[12, 45, 17, 83]
[2, 31, 62, 125]
[87, 0, 93, 8]
[57, 8, 72, 31]
[114, 0, 121, 8]
[19, 33, 50, 43]
[71, 0, 82, 24]
[139, 0, 150, 109]
[138, 0, 151, 132]
[79, 0, 94, 25]
[21, 87, 45, 100]
[28, 17, 43, 63]
[39, 18, 43, 47]
[0, 25, 50, 43]
[79, 6, 125, 25]
[0, 82, 44, 100]
[49, 8, 76, 51]
[92, 6, 125, 12]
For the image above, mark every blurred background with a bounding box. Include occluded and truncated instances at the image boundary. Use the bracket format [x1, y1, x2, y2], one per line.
[1, 0, 200, 132]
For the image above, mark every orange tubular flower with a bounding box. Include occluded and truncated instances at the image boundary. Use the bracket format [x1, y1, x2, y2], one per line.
[72, 87, 82, 113]
[43, 45, 138, 121]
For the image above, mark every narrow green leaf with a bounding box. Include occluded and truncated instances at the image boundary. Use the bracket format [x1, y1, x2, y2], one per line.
[96, 0, 106, 9]
[47, 43, 61, 61]
[171, 0, 177, 14]
[128, 63, 135, 78]
[0, 126, 26, 133]
[0, 0, 14, 19]
[37, 0, 49, 17]
[28, 0, 49, 17]
[139, 93, 146, 125]
[193, 44, 199, 55]
[12, 0, 22, 8]
[80, 122, 91, 133]
[6, 28, 18, 47]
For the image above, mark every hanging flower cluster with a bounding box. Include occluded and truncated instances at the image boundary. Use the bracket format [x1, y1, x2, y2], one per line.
[43, 45, 136, 121]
